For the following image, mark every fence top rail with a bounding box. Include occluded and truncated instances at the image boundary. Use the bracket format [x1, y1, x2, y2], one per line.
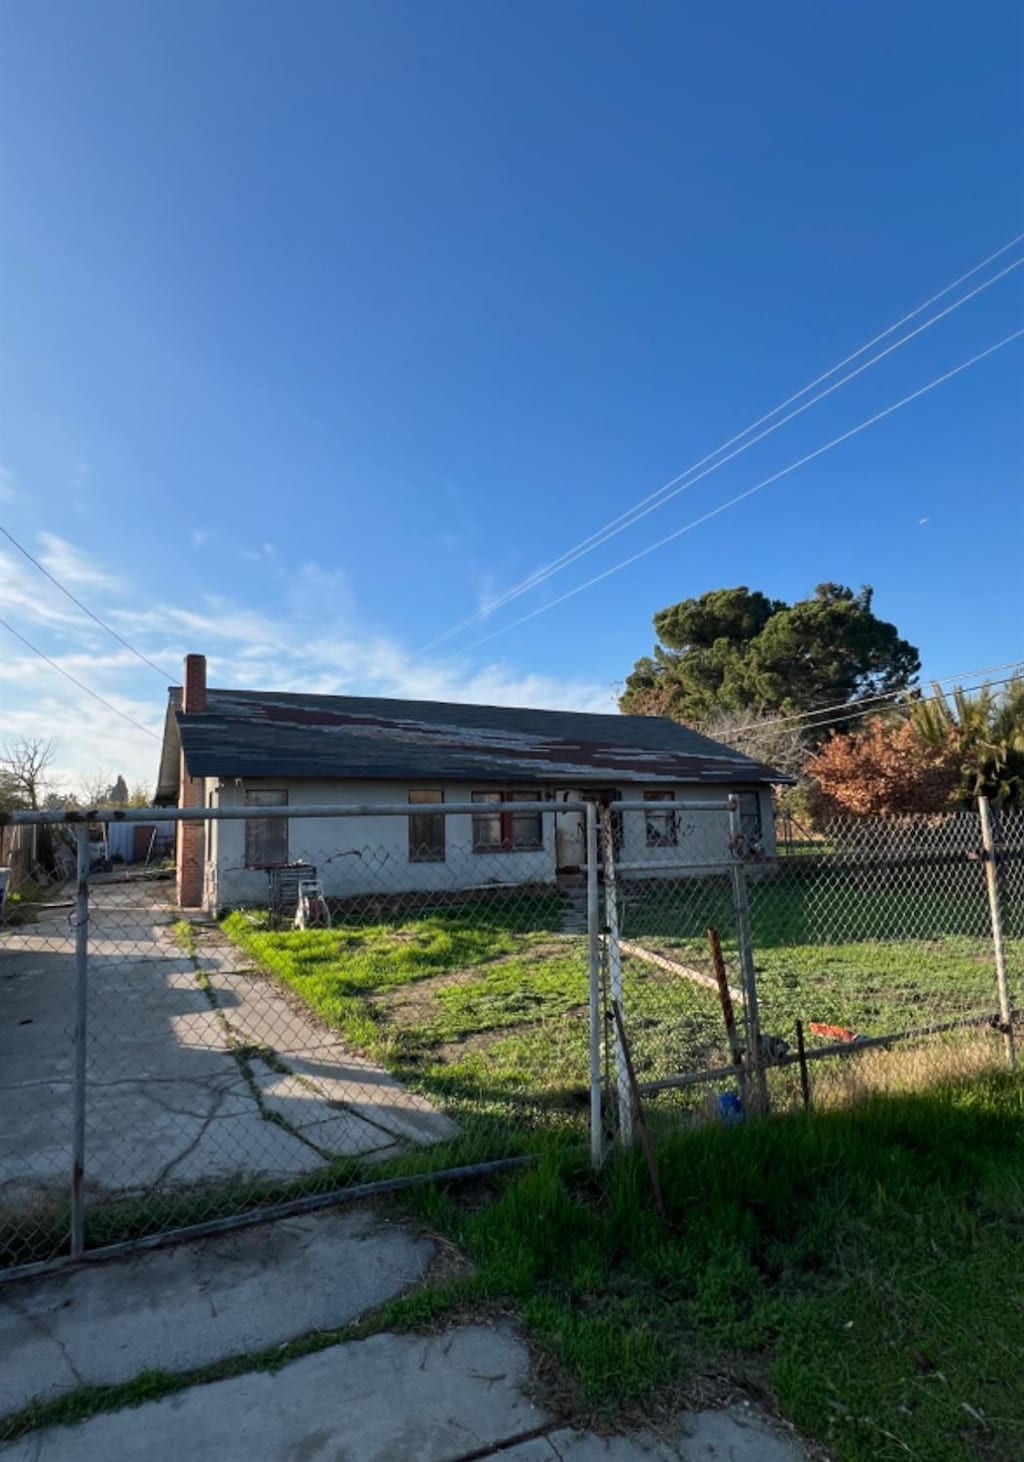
[610, 797, 736, 813]
[3, 797, 742, 828]
[614, 859, 737, 875]
[1, 799, 593, 827]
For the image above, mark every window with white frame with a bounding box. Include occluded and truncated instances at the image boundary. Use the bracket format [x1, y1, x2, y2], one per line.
[408, 790, 445, 862]
[244, 789, 289, 867]
[643, 789, 678, 848]
[472, 790, 543, 852]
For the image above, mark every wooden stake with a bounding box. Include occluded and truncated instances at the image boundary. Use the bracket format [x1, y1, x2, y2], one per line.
[795, 1019, 811, 1109]
[708, 926, 745, 1104]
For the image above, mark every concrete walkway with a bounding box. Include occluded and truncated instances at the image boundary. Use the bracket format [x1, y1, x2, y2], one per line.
[1, 1326, 806, 1460]
[0, 1206, 811, 1462]
[0, 882, 455, 1216]
[0, 1208, 435, 1416]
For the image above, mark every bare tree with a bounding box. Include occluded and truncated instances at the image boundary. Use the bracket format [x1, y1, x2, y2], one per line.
[0, 737, 59, 811]
[701, 709, 809, 782]
[79, 770, 115, 808]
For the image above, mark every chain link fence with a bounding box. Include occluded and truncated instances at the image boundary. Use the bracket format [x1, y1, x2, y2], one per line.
[1, 796, 1018, 1276]
[1, 800, 601, 1275]
[599, 801, 1021, 1140]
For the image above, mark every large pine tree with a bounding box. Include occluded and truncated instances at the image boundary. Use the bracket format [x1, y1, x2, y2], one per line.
[620, 584, 920, 734]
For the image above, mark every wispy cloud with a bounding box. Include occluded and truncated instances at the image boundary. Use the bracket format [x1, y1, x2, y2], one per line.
[191, 528, 213, 548]
[0, 689, 159, 795]
[475, 571, 501, 618]
[0, 550, 112, 632]
[237, 542, 276, 563]
[2, 532, 614, 790]
[285, 561, 354, 620]
[37, 532, 119, 590]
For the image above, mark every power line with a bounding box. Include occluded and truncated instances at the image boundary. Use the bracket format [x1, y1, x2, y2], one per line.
[492, 255, 1022, 616]
[768, 674, 1022, 743]
[0, 616, 161, 741]
[721, 659, 1024, 739]
[460, 326, 1024, 654]
[417, 233, 1024, 654]
[0, 524, 173, 680]
[446, 239, 1024, 641]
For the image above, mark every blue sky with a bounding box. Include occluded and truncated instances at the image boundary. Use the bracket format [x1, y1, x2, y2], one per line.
[1, 0, 1022, 789]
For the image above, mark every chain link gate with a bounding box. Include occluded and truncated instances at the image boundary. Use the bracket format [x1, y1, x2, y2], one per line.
[2, 795, 1019, 1275]
[593, 798, 749, 1150]
[1, 799, 599, 1277]
[595, 798, 1021, 1147]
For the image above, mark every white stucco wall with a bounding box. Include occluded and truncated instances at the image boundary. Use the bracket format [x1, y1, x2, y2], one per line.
[209, 779, 559, 908]
[200, 778, 776, 910]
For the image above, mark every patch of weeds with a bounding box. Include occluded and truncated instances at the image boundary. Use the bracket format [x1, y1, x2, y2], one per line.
[233, 1043, 292, 1076]
[1, 878, 65, 928]
[521, 1296, 682, 1409]
[171, 919, 197, 958]
[0, 1203, 72, 1271]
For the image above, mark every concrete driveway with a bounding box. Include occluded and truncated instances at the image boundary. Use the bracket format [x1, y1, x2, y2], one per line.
[0, 880, 455, 1220]
[0, 1205, 810, 1462]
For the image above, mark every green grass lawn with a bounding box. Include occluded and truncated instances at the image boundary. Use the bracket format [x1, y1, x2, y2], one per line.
[221, 867, 1021, 1131]
[398, 1070, 1024, 1462]
[222, 894, 594, 1132]
[617, 871, 1021, 1094]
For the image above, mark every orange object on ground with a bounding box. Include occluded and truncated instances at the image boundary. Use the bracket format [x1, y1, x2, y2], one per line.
[808, 1022, 858, 1042]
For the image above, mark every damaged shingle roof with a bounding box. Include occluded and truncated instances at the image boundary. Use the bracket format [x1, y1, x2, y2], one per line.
[157, 687, 792, 800]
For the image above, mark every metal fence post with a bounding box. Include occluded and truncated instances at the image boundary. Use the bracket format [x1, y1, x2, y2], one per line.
[728, 802, 768, 1112]
[600, 805, 633, 1146]
[585, 801, 603, 1168]
[978, 795, 1016, 1069]
[71, 824, 90, 1257]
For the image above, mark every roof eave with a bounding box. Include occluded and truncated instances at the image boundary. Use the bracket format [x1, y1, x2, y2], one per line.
[154, 692, 183, 803]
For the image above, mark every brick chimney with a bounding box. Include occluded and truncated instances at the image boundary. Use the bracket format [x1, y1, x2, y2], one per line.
[177, 653, 207, 908]
[182, 653, 207, 714]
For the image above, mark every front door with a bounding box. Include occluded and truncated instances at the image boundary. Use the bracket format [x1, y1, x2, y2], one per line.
[554, 789, 623, 872]
[555, 790, 585, 872]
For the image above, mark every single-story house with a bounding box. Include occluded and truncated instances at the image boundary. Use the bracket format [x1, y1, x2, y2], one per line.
[156, 655, 790, 910]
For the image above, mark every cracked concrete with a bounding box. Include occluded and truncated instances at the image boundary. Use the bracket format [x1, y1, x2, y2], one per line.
[0, 1206, 434, 1416]
[504, 1411, 810, 1459]
[1, 884, 456, 1217]
[0, 1315, 810, 1462]
[196, 930, 459, 1148]
[0, 1325, 537, 1461]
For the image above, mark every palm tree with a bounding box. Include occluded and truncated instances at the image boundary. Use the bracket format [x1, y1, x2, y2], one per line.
[913, 677, 1024, 807]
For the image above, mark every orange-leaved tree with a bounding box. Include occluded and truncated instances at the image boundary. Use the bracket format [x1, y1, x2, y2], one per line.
[806, 717, 959, 817]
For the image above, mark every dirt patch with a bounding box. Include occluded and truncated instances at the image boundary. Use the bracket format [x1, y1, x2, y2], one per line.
[372, 966, 488, 1028]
